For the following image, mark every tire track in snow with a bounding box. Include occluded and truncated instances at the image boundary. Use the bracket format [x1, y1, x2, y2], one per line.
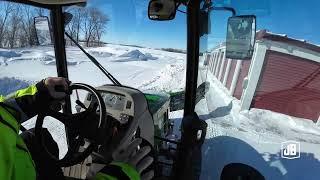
[138, 63, 185, 92]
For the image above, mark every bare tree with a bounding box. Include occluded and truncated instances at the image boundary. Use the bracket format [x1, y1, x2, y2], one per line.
[36, 7, 45, 16]
[66, 7, 84, 45]
[0, 2, 43, 48]
[20, 5, 37, 46]
[0, 2, 14, 47]
[7, 5, 21, 48]
[93, 10, 109, 46]
[81, 7, 109, 47]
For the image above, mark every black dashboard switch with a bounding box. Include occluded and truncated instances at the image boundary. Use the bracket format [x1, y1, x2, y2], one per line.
[126, 101, 132, 109]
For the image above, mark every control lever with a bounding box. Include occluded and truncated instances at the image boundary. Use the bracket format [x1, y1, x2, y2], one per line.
[76, 100, 88, 110]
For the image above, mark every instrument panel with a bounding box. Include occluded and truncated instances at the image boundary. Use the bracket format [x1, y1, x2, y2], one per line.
[101, 92, 126, 111]
[85, 89, 134, 124]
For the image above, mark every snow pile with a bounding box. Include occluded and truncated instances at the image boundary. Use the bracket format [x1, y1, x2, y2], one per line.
[88, 50, 113, 57]
[0, 49, 22, 66]
[43, 60, 79, 66]
[0, 48, 80, 66]
[0, 77, 32, 96]
[118, 49, 158, 61]
[0, 49, 22, 58]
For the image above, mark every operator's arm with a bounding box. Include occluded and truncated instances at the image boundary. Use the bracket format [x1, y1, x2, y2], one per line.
[0, 77, 68, 123]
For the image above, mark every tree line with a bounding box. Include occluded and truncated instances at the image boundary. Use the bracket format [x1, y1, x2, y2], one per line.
[0, 2, 41, 48]
[65, 7, 109, 47]
[0, 1, 109, 49]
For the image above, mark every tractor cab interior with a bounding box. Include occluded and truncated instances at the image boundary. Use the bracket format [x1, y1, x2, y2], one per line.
[1, 0, 258, 179]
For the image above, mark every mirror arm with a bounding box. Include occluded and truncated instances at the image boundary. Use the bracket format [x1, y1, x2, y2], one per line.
[177, 9, 186, 14]
[209, 6, 236, 16]
[175, 2, 186, 13]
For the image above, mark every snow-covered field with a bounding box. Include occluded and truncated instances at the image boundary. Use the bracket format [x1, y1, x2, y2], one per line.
[1, 44, 320, 179]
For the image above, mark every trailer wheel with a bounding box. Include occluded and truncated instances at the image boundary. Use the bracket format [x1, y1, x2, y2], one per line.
[220, 163, 265, 180]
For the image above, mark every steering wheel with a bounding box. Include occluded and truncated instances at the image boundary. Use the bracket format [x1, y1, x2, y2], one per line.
[35, 83, 109, 167]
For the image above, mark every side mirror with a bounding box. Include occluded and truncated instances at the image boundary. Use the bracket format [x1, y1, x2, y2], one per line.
[200, 10, 211, 37]
[34, 16, 52, 46]
[226, 15, 256, 60]
[148, 0, 177, 21]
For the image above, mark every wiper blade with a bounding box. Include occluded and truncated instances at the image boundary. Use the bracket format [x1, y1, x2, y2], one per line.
[65, 32, 122, 86]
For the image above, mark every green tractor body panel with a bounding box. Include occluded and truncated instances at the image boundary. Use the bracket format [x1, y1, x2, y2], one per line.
[144, 93, 171, 148]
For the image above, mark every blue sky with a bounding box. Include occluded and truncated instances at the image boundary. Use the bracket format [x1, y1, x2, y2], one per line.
[87, 0, 320, 50]
[88, 0, 187, 49]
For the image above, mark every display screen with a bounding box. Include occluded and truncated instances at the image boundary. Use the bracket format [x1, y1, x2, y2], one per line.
[100, 91, 126, 111]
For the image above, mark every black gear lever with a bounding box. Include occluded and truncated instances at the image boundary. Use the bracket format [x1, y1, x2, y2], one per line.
[76, 100, 88, 110]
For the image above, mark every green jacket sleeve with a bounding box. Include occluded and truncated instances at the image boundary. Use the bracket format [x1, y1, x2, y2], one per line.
[94, 162, 140, 180]
[0, 80, 53, 123]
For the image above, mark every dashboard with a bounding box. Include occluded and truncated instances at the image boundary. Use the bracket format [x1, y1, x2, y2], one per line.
[101, 92, 126, 111]
[82, 85, 154, 162]
[85, 89, 134, 124]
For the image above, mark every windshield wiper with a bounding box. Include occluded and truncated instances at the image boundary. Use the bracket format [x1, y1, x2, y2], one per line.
[65, 32, 122, 86]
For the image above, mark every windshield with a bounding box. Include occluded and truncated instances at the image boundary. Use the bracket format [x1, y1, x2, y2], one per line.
[0, 0, 187, 159]
[64, 0, 186, 93]
[198, 0, 320, 179]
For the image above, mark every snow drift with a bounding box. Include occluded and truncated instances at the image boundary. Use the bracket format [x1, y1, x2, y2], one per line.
[0, 49, 22, 58]
[88, 50, 113, 57]
[117, 49, 158, 61]
[0, 77, 32, 96]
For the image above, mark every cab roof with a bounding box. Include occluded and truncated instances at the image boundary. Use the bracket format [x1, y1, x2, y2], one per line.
[4, 0, 86, 8]
[28, 0, 86, 5]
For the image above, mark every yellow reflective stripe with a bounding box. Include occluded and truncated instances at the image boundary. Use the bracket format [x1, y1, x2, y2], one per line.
[95, 173, 117, 180]
[0, 106, 19, 133]
[0, 95, 4, 102]
[111, 162, 140, 180]
[12, 85, 38, 99]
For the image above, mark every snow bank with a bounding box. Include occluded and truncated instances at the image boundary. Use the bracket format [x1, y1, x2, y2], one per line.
[0, 77, 33, 96]
[88, 50, 113, 57]
[0, 49, 22, 58]
[0, 48, 80, 66]
[0, 49, 22, 66]
[118, 49, 158, 61]
[43, 60, 79, 66]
